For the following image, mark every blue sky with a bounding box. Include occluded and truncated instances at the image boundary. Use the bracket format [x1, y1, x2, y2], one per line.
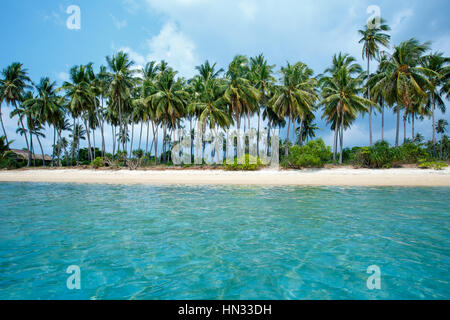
[1, 0, 449, 153]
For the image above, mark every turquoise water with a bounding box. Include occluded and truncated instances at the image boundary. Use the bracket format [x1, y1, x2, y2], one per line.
[0, 183, 449, 300]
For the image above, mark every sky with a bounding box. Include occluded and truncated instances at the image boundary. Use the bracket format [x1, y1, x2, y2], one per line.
[0, 0, 449, 154]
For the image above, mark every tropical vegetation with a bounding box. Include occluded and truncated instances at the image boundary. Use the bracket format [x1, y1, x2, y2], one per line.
[0, 19, 449, 170]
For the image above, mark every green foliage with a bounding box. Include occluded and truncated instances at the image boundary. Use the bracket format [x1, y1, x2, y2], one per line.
[0, 136, 22, 169]
[78, 147, 101, 162]
[132, 149, 144, 159]
[418, 159, 448, 170]
[285, 139, 332, 168]
[225, 154, 263, 171]
[353, 141, 400, 168]
[351, 141, 430, 168]
[397, 142, 429, 163]
[91, 157, 105, 169]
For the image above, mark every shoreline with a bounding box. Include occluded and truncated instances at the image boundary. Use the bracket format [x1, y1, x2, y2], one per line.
[1, 168, 450, 186]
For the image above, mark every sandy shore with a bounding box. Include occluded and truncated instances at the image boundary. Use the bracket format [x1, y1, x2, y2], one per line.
[0, 168, 449, 186]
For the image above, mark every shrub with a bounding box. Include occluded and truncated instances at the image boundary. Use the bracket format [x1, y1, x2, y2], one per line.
[132, 149, 144, 159]
[353, 141, 401, 168]
[91, 157, 105, 169]
[286, 139, 332, 168]
[225, 154, 263, 171]
[398, 143, 429, 163]
[418, 159, 448, 170]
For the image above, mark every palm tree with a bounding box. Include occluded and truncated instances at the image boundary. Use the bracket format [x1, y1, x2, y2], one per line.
[58, 136, 70, 166]
[196, 60, 224, 82]
[359, 18, 391, 146]
[96, 65, 110, 156]
[441, 64, 450, 99]
[420, 52, 449, 156]
[54, 111, 71, 166]
[296, 111, 318, 144]
[436, 119, 448, 159]
[369, 53, 390, 141]
[223, 55, 260, 135]
[69, 123, 86, 164]
[27, 77, 62, 166]
[250, 54, 275, 155]
[139, 61, 159, 157]
[270, 62, 318, 157]
[60, 64, 92, 165]
[149, 67, 188, 162]
[370, 39, 432, 147]
[32, 123, 47, 166]
[320, 54, 372, 163]
[106, 51, 136, 154]
[188, 76, 231, 137]
[0, 63, 31, 148]
[11, 91, 38, 166]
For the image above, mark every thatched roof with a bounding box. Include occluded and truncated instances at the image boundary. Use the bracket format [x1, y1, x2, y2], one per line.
[10, 149, 52, 161]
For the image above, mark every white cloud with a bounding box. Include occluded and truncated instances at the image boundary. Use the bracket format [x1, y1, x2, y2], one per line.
[57, 72, 70, 83]
[111, 14, 128, 30]
[145, 22, 199, 78]
[119, 22, 200, 78]
[119, 47, 146, 67]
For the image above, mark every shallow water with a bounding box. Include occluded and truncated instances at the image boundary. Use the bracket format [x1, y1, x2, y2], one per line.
[0, 183, 449, 300]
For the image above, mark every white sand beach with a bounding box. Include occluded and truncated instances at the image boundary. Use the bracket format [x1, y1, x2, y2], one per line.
[0, 168, 449, 186]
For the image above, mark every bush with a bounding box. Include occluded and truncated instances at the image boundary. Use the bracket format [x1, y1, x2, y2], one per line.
[0, 137, 22, 169]
[78, 147, 101, 162]
[398, 142, 429, 163]
[285, 139, 332, 168]
[225, 154, 263, 171]
[132, 149, 144, 159]
[91, 157, 105, 169]
[418, 159, 448, 170]
[353, 141, 401, 168]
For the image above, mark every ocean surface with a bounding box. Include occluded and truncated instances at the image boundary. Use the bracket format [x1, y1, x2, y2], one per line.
[0, 183, 449, 300]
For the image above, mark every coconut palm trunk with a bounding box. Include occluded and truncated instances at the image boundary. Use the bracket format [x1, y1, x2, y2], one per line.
[139, 121, 143, 151]
[339, 111, 344, 164]
[145, 121, 150, 154]
[36, 135, 45, 167]
[112, 126, 116, 156]
[84, 116, 93, 162]
[411, 114, 415, 140]
[292, 118, 296, 145]
[381, 102, 384, 141]
[395, 106, 400, 147]
[100, 100, 106, 157]
[0, 108, 8, 145]
[71, 117, 76, 166]
[29, 130, 34, 167]
[150, 122, 156, 159]
[51, 126, 56, 167]
[57, 130, 62, 166]
[154, 124, 158, 165]
[367, 56, 373, 147]
[162, 123, 167, 163]
[285, 114, 291, 158]
[403, 110, 407, 144]
[298, 116, 304, 146]
[19, 118, 31, 167]
[432, 95, 437, 157]
[333, 121, 338, 161]
[130, 121, 134, 157]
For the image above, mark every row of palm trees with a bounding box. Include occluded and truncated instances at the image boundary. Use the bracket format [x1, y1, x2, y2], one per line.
[0, 20, 449, 166]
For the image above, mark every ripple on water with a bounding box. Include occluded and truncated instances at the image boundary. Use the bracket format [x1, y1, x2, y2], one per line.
[0, 183, 449, 299]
